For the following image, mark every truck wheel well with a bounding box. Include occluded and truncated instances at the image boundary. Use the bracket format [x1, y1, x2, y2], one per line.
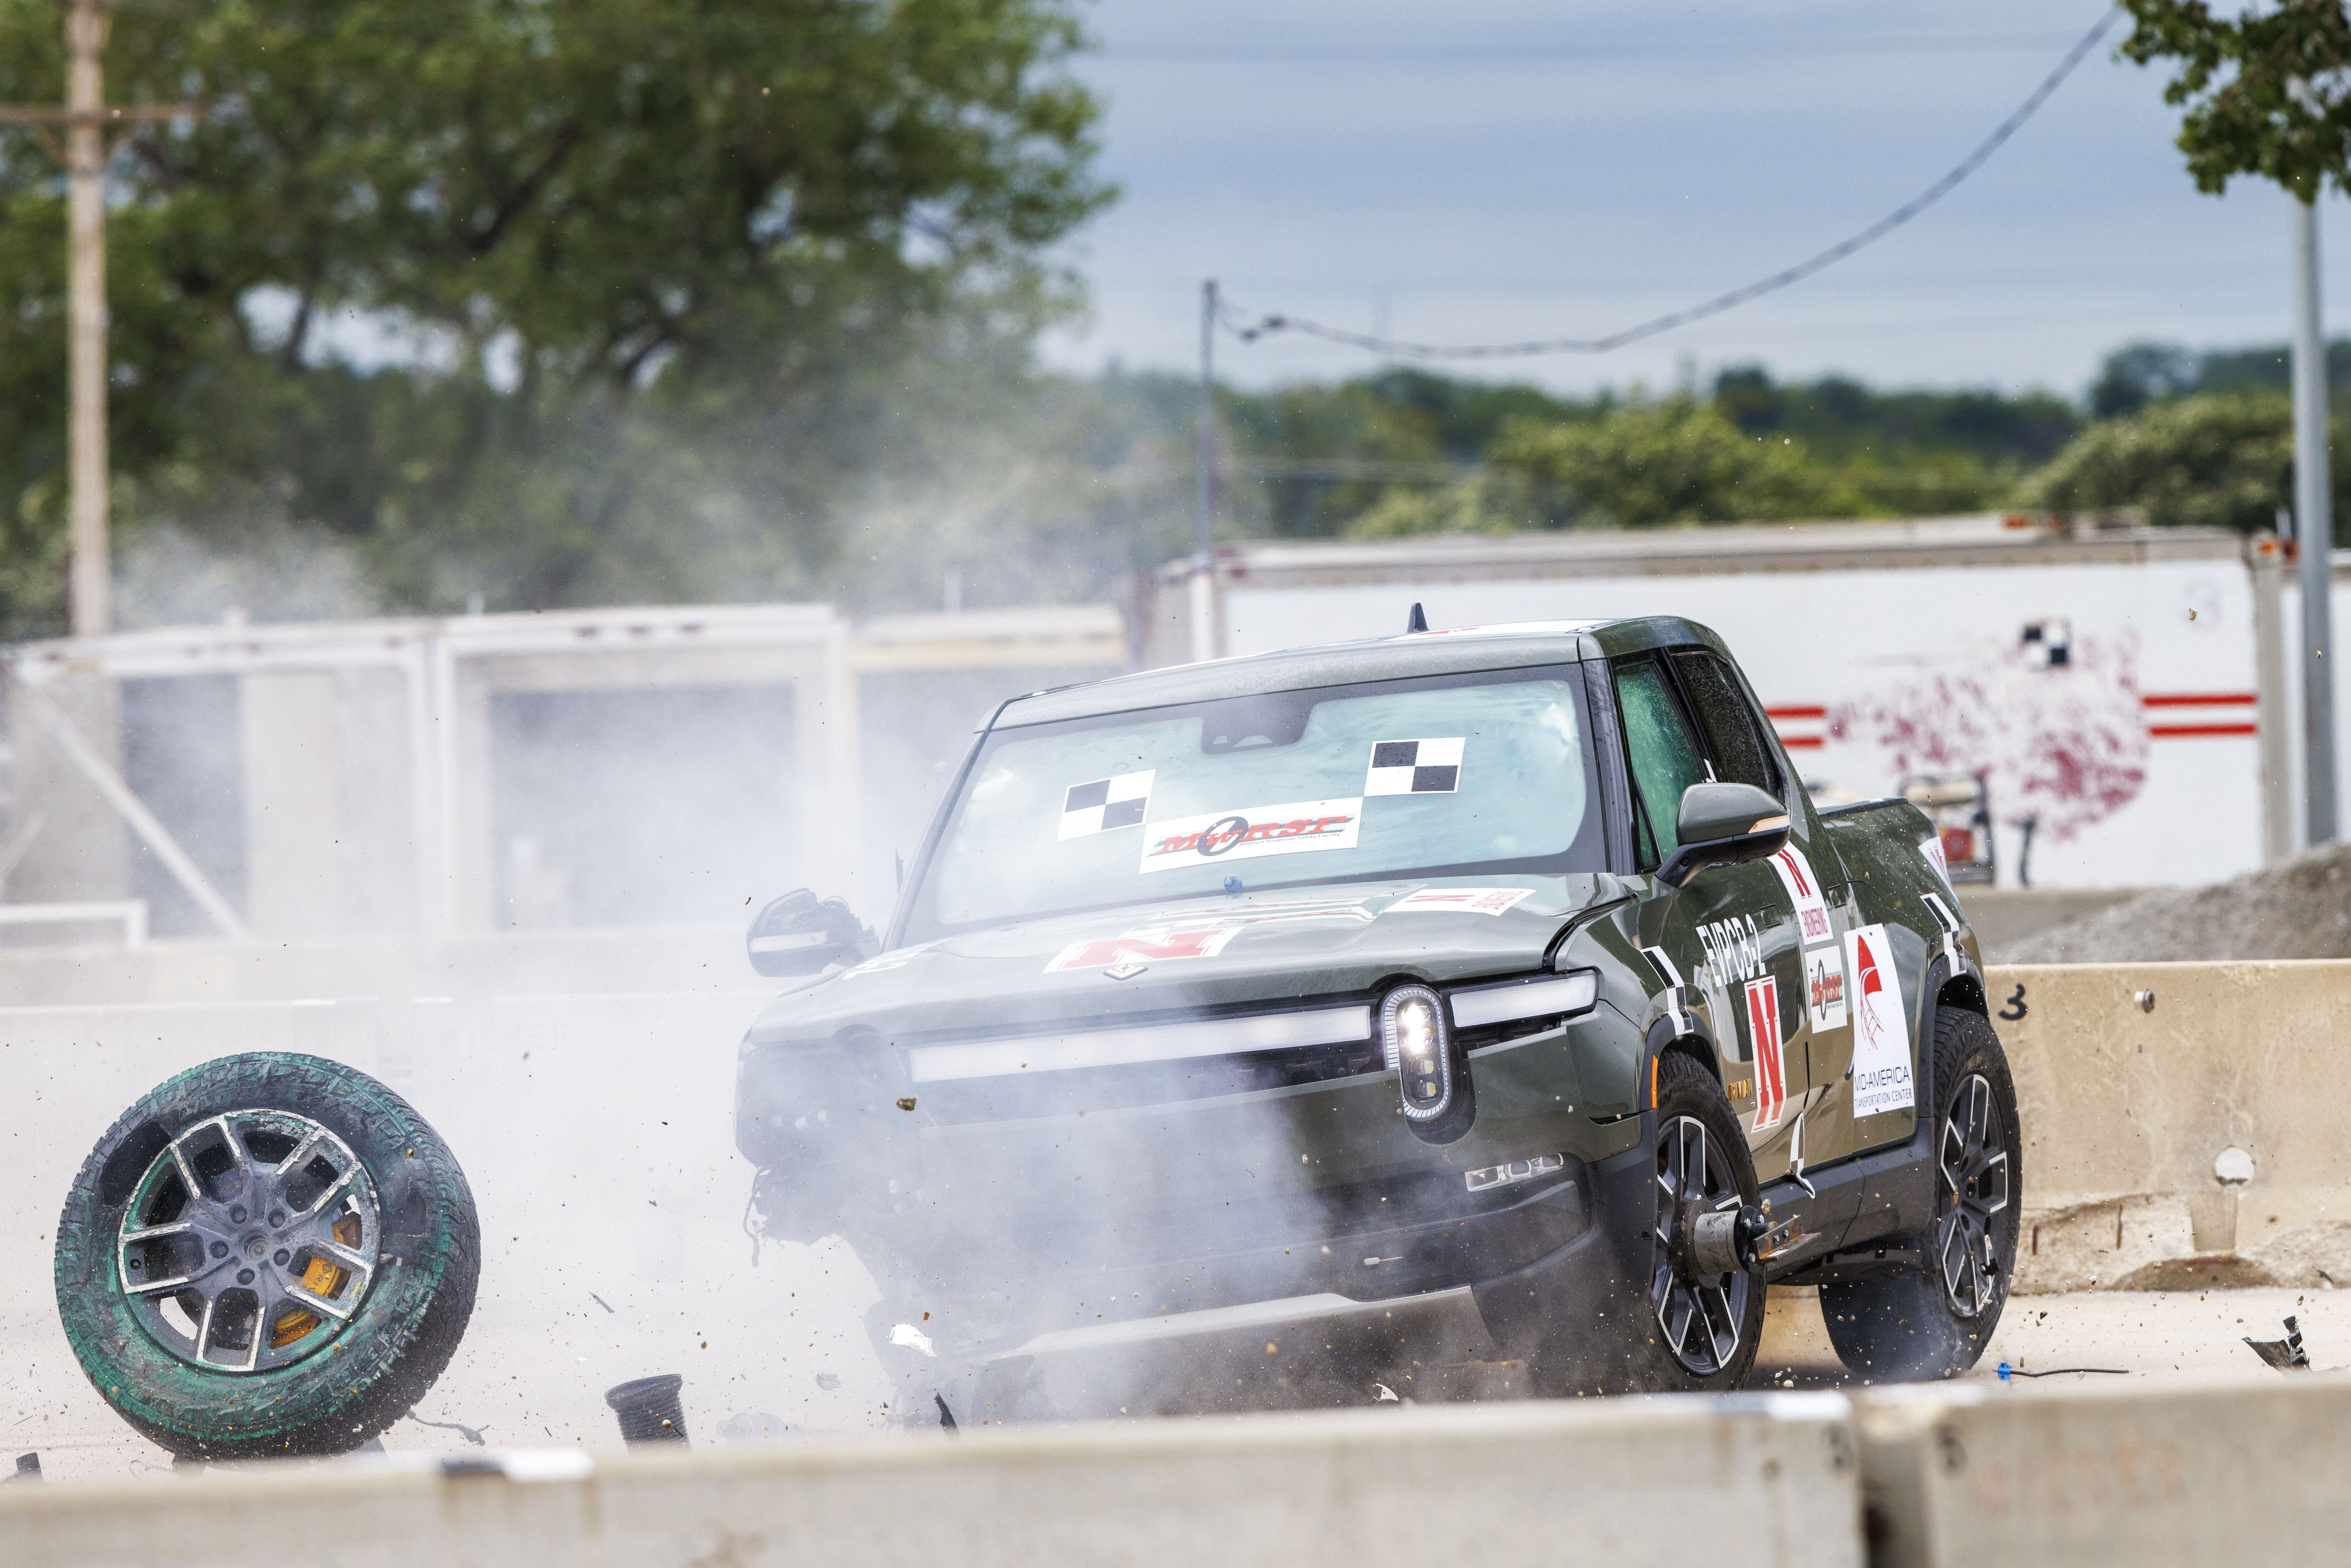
[1936, 970, 1987, 1019]
[1658, 1035, 1720, 1087]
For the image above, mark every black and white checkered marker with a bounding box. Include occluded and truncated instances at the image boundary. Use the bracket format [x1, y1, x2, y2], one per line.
[1364, 738, 1463, 796]
[1059, 770, 1154, 839]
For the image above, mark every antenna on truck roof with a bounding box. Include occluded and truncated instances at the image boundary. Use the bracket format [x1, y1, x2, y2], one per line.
[1406, 602, 1428, 634]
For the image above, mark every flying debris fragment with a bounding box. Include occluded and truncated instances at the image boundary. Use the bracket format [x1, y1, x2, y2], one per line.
[2244, 1316, 2313, 1372]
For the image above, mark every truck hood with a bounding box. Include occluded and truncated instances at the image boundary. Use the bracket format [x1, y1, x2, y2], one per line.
[745, 874, 1622, 1049]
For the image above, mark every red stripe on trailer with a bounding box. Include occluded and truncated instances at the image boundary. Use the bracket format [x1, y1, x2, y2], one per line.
[2148, 722, 2258, 738]
[2143, 692, 2255, 708]
[1778, 735, 1825, 749]
[1765, 705, 1828, 719]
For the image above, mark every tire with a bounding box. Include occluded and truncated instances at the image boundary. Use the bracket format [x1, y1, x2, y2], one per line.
[1820, 1005, 2020, 1381]
[53, 1053, 480, 1460]
[1625, 1050, 1766, 1392]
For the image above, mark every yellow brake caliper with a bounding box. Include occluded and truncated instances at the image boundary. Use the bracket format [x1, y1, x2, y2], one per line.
[269, 1212, 364, 1349]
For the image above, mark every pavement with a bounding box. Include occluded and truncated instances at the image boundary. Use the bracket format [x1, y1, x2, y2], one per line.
[5, 1274, 2341, 1484]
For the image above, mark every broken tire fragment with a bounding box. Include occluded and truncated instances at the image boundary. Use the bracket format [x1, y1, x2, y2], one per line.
[53, 1052, 480, 1460]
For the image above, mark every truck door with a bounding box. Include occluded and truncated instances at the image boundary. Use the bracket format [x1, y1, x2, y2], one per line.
[1612, 651, 1809, 1183]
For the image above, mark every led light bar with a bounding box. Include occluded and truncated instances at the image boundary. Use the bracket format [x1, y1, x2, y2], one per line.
[906, 1004, 1372, 1084]
[1464, 1152, 1566, 1193]
[1448, 969, 1599, 1030]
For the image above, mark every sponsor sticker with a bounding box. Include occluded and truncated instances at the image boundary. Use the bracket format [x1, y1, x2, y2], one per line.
[1803, 944, 1848, 1033]
[1920, 835, 1953, 889]
[1059, 771, 1154, 839]
[1046, 926, 1242, 974]
[1768, 845, 1835, 948]
[1140, 798, 1361, 874]
[1843, 923, 1915, 1117]
[1746, 975, 1787, 1132]
[1385, 887, 1534, 916]
[1364, 738, 1464, 796]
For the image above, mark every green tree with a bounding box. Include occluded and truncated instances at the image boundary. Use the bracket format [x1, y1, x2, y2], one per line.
[1347, 395, 1856, 536]
[2012, 392, 2351, 532]
[2121, 0, 2351, 200]
[0, 0, 1111, 633]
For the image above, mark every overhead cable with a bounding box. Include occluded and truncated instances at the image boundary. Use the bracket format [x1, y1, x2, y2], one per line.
[1221, 7, 2124, 361]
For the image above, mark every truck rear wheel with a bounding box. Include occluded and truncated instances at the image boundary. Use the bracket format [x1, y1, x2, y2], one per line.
[54, 1053, 480, 1460]
[1820, 1005, 2019, 1381]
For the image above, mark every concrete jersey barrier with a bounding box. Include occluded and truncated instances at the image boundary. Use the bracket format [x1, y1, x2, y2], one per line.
[1986, 959, 2351, 1292]
[0, 1395, 1864, 1568]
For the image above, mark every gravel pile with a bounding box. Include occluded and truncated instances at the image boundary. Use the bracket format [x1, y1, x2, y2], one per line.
[1997, 840, 2351, 964]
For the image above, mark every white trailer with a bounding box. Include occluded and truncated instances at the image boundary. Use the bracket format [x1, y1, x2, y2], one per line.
[1136, 516, 2334, 891]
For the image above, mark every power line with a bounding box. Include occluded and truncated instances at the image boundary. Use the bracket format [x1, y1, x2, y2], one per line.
[1219, 7, 2124, 362]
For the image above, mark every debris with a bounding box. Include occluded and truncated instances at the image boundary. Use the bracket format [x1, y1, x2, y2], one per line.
[2213, 1147, 2256, 1184]
[591, 1293, 615, 1314]
[896, 1097, 917, 1112]
[815, 1372, 841, 1390]
[406, 1413, 490, 1446]
[1995, 1362, 2127, 1379]
[1372, 1384, 1400, 1403]
[6, 1452, 39, 1484]
[716, 1411, 786, 1441]
[2244, 1315, 2312, 1371]
[605, 1374, 691, 1447]
[889, 1323, 937, 1357]
[935, 1394, 959, 1432]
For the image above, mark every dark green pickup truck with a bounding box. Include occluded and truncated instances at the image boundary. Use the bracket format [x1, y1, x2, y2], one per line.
[735, 616, 2020, 1417]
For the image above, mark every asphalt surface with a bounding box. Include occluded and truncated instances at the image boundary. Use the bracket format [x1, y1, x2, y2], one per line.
[4, 1280, 2341, 1483]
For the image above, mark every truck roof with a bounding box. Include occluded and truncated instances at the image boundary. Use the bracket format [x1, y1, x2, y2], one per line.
[994, 615, 1729, 729]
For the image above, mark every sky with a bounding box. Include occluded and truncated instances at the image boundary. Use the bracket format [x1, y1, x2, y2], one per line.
[1039, 0, 2351, 399]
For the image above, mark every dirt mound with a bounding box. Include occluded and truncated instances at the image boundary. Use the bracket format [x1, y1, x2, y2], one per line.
[1997, 840, 2351, 964]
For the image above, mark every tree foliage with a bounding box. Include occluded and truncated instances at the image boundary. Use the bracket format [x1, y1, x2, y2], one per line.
[2016, 392, 2351, 532]
[0, 0, 1110, 633]
[2121, 0, 2351, 201]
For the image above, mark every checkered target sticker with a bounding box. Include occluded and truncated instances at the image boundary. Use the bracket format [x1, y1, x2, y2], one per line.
[1059, 770, 1154, 840]
[1364, 737, 1464, 796]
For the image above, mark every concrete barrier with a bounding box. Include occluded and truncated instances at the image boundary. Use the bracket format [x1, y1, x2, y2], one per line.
[1856, 1374, 2351, 1567]
[0, 1395, 1865, 1568]
[1986, 960, 2351, 1292]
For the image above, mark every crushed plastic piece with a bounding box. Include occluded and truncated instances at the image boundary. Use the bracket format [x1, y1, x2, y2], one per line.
[6, 1452, 40, 1484]
[1373, 1384, 1400, 1403]
[890, 1323, 937, 1357]
[2244, 1315, 2311, 1371]
[1223, 875, 1243, 895]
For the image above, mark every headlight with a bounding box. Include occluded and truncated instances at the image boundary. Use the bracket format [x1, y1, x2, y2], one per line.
[1381, 984, 1455, 1124]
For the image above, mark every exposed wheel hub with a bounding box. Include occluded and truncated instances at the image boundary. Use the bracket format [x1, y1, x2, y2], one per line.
[116, 1110, 382, 1374]
[1650, 1114, 1752, 1375]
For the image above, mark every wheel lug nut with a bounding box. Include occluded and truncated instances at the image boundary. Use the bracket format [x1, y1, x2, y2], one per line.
[269, 1210, 286, 1227]
[210, 1241, 228, 1259]
[274, 1249, 291, 1266]
[238, 1269, 255, 1285]
[229, 1205, 247, 1223]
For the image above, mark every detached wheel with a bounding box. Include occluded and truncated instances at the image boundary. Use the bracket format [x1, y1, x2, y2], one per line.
[53, 1053, 480, 1459]
[1821, 1005, 2020, 1381]
[1630, 1050, 1765, 1391]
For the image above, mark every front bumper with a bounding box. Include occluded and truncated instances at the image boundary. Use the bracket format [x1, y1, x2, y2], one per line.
[878, 1129, 1659, 1421]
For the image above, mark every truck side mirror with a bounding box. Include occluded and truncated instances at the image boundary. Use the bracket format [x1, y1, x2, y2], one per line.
[1657, 783, 1791, 888]
[746, 889, 874, 977]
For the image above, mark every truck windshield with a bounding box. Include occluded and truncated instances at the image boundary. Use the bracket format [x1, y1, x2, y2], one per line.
[905, 663, 1607, 938]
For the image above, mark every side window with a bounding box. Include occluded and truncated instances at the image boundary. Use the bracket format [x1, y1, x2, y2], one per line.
[1612, 657, 1709, 871]
[1671, 649, 1785, 799]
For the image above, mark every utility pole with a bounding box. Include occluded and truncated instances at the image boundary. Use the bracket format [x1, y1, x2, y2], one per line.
[2291, 195, 2339, 845]
[0, 0, 196, 637]
[1190, 277, 1217, 663]
[65, 0, 109, 636]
